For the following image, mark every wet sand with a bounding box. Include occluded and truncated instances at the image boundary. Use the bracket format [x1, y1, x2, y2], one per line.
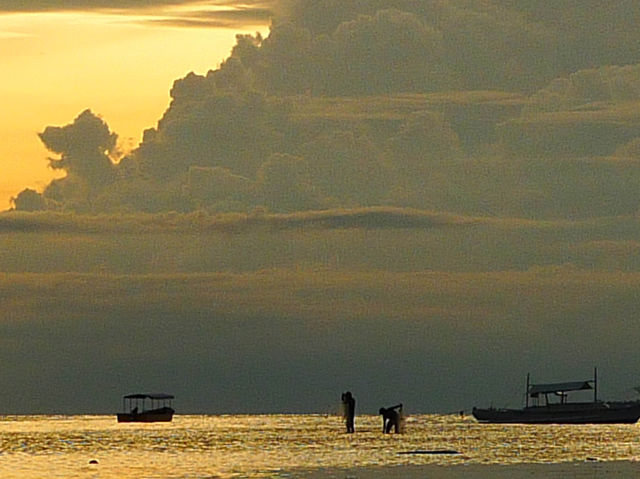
[287, 461, 640, 478]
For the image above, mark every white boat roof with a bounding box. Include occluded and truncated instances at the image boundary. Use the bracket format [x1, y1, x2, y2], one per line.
[529, 381, 592, 396]
[123, 393, 174, 400]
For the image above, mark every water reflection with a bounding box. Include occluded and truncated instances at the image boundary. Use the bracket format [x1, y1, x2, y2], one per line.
[0, 414, 638, 478]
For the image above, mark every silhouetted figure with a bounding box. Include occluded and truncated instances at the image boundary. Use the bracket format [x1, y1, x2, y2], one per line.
[379, 403, 403, 433]
[341, 391, 356, 433]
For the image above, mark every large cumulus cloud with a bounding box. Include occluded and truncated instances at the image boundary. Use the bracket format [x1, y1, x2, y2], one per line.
[12, 0, 640, 220]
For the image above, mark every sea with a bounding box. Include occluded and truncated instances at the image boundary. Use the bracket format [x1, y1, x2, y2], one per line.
[1, 414, 640, 478]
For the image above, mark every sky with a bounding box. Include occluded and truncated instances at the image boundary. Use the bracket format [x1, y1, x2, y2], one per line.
[3, 0, 640, 415]
[0, 1, 270, 208]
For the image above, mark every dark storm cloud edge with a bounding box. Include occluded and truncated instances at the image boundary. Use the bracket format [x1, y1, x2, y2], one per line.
[0, 207, 481, 234]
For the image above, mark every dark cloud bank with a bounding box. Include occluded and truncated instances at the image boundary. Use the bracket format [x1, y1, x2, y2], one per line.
[5, 0, 640, 413]
[2, 267, 640, 413]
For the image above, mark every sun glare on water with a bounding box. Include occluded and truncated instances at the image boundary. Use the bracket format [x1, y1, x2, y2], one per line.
[0, 414, 639, 478]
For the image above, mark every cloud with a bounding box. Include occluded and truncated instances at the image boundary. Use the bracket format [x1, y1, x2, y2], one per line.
[38, 109, 117, 184]
[24, 81, 640, 219]
[0, 0, 271, 13]
[322, 9, 450, 95]
[8, 0, 640, 415]
[30, 110, 119, 213]
[19, 2, 640, 218]
[1, 209, 640, 277]
[0, 207, 475, 235]
[185, 166, 252, 208]
[0, 0, 188, 13]
[0, 1, 276, 29]
[2, 268, 640, 413]
[526, 65, 640, 114]
[278, 1, 561, 92]
[10, 189, 46, 212]
[499, 108, 640, 158]
[493, 0, 640, 68]
[1, 207, 640, 412]
[255, 153, 326, 212]
[142, 4, 274, 29]
[132, 89, 288, 181]
[567, 240, 640, 271]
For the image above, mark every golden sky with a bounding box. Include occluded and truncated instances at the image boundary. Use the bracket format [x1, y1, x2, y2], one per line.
[2, 1, 640, 415]
[0, 6, 267, 209]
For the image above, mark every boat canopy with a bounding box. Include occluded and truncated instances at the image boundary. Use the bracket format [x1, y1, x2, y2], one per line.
[529, 381, 592, 397]
[123, 393, 174, 400]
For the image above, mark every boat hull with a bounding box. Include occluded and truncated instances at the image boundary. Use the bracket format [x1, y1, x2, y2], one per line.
[117, 407, 175, 423]
[472, 402, 640, 424]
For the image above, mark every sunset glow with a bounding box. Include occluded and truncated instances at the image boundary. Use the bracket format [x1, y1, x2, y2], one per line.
[3, 0, 640, 429]
[0, 8, 267, 207]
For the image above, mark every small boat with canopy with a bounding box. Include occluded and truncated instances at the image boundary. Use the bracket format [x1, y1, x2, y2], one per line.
[117, 393, 175, 423]
[473, 369, 640, 424]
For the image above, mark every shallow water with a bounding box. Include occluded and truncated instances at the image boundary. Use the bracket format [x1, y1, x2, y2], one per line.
[0, 414, 639, 478]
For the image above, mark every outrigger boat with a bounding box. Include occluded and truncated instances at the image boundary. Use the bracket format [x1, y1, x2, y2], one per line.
[473, 369, 640, 424]
[117, 393, 175, 423]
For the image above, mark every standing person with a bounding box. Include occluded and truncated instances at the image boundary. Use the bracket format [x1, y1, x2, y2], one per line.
[379, 403, 403, 433]
[341, 391, 356, 433]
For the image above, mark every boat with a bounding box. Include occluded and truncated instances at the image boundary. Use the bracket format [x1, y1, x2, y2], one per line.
[117, 393, 175, 423]
[472, 369, 640, 424]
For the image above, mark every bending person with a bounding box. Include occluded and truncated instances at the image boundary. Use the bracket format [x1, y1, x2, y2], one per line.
[379, 403, 403, 433]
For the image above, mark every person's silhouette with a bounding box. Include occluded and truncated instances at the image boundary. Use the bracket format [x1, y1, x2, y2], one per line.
[379, 403, 403, 433]
[341, 391, 356, 433]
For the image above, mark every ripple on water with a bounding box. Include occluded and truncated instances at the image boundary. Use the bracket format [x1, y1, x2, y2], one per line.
[0, 414, 638, 478]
